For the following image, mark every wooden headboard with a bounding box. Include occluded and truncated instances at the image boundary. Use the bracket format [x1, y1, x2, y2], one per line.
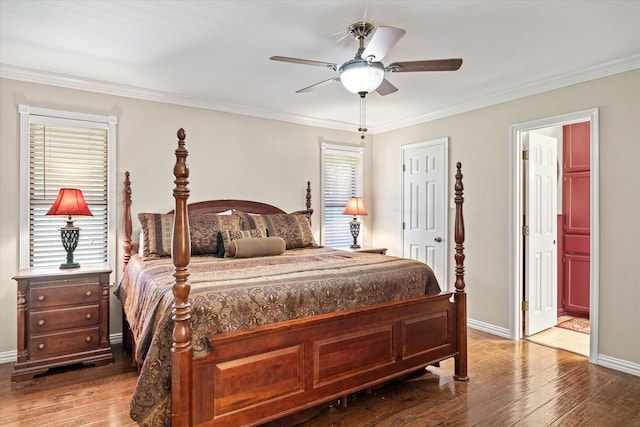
[121, 172, 312, 269]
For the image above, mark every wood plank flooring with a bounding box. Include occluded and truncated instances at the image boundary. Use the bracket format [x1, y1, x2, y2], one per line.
[2, 329, 639, 426]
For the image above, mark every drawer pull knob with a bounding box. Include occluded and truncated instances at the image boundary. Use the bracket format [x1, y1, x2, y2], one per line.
[38, 295, 46, 301]
[37, 343, 45, 350]
[85, 336, 92, 343]
[38, 319, 46, 326]
[85, 313, 92, 320]
[85, 290, 92, 297]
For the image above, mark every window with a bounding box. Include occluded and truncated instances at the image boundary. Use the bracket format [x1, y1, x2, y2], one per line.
[320, 141, 364, 247]
[19, 105, 117, 269]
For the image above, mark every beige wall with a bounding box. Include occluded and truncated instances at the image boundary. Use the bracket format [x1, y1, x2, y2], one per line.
[371, 69, 640, 365]
[0, 78, 371, 355]
[1, 70, 638, 369]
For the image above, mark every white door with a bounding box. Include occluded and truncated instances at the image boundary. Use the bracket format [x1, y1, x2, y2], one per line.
[402, 139, 447, 285]
[524, 132, 558, 336]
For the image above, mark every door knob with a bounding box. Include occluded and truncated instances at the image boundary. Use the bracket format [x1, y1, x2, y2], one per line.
[434, 237, 442, 242]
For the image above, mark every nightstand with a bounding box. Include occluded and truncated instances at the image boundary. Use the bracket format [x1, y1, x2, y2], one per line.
[11, 264, 113, 382]
[336, 246, 388, 255]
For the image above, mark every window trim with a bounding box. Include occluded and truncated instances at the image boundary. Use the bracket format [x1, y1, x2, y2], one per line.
[319, 140, 365, 246]
[18, 104, 117, 271]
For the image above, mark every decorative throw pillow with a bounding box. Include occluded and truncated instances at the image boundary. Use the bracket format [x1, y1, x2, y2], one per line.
[217, 228, 266, 257]
[228, 236, 286, 258]
[234, 211, 318, 250]
[289, 208, 314, 225]
[138, 213, 173, 257]
[189, 213, 240, 255]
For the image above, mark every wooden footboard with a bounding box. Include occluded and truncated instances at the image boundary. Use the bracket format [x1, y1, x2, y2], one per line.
[192, 293, 458, 426]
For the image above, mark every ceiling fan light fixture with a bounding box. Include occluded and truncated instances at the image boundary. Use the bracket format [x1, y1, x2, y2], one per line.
[339, 60, 385, 94]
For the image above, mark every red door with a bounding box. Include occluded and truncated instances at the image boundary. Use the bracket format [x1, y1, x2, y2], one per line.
[561, 122, 590, 317]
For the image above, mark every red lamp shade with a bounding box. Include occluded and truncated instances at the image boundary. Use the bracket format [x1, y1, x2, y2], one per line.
[342, 196, 368, 216]
[46, 188, 93, 217]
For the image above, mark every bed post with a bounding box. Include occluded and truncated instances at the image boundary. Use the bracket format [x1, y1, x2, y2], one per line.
[453, 162, 469, 381]
[123, 171, 132, 270]
[306, 181, 312, 225]
[171, 128, 193, 426]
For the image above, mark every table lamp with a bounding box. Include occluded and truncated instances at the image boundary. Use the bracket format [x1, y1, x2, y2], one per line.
[343, 196, 368, 248]
[46, 188, 93, 269]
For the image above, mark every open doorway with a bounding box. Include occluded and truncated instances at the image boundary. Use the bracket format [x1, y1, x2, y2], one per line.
[509, 109, 599, 363]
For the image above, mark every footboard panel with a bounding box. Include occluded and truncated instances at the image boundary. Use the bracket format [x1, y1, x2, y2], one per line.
[192, 292, 458, 426]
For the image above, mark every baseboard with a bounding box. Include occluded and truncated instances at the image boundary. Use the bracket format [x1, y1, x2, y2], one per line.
[0, 332, 123, 365]
[467, 318, 512, 339]
[109, 332, 123, 345]
[597, 354, 640, 377]
[0, 350, 17, 365]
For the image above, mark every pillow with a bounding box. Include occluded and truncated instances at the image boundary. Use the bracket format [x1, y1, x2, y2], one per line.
[233, 211, 318, 250]
[138, 213, 173, 257]
[289, 208, 314, 224]
[217, 228, 266, 257]
[228, 236, 286, 258]
[189, 213, 240, 255]
[138, 229, 145, 256]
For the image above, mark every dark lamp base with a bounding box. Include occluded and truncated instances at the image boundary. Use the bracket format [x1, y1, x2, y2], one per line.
[350, 244, 361, 249]
[60, 262, 80, 269]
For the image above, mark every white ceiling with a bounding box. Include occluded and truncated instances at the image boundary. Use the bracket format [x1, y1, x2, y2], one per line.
[1, 1, 639, 134]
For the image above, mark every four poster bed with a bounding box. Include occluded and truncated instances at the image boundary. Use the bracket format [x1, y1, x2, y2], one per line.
[117, 128, 468, 427]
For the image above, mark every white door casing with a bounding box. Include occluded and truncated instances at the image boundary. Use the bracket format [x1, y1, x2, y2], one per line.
[401, 138, 448, 287]
[524, 132, 558, 336]
[509, 108, 599, 364]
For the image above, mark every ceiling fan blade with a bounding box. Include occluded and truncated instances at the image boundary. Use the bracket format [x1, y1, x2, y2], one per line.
[361, 26, 406, 61]
[270, 56, 337, 69]
[376, 78, 398, 96]
[296, 77, 339, 93]
[387, 58, 463, 72]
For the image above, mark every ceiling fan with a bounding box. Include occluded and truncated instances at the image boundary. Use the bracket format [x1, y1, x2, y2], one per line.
[270, 21, 463, 96]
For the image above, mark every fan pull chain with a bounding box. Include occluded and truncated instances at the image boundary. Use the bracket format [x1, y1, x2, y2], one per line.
[358, 93, 367, 140]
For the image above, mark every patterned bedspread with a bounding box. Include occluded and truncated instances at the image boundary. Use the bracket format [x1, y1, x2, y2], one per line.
[116, 247, 440, 426]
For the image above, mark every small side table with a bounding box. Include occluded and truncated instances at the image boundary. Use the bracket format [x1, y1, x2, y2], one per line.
[11, 264, 113, 382]
[335, 246, 388, 255]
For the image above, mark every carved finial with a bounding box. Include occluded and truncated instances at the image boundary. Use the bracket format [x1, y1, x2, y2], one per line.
[177, 128, 186, 141]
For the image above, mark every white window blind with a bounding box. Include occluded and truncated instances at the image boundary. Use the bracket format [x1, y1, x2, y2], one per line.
[19, 105, 117, 269]
[321, 143, 364, 247]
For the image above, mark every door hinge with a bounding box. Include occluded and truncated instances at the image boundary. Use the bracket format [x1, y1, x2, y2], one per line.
[522, 150, 529, 160]
[522, 301, 529, 311]
[522, 225, 529, 236]
[403, 164, 406, 172]
[402, 222, 406, 230]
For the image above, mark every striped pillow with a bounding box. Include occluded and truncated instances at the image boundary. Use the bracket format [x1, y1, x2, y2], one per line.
[138, 213, 173, 257]
[233, 211, 318, 250]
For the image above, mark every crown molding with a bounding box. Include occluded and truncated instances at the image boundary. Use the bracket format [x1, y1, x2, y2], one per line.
[0, 63, 356, 133]
[3, 54, 639, 135]
[371, 54, 640, 134]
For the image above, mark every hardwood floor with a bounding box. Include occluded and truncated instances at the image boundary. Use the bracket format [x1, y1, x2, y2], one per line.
[2, 329, 639, 426]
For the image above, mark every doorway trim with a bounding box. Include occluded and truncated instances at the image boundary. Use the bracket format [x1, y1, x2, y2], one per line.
[509, 108, 599, 363]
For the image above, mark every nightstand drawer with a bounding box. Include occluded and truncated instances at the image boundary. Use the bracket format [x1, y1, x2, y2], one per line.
[30, 327, 100, 359]
[30, 305, 100, 333]
[30, 281, 100, 309]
